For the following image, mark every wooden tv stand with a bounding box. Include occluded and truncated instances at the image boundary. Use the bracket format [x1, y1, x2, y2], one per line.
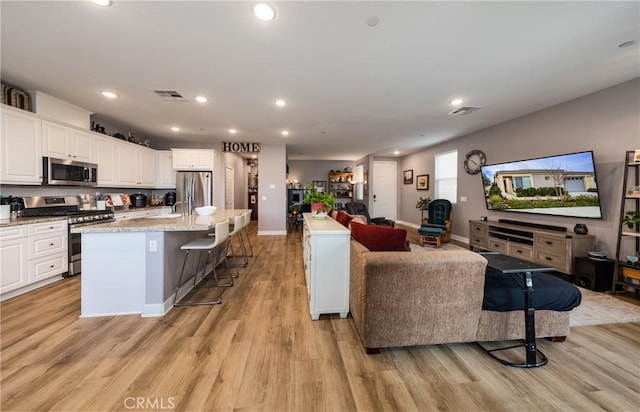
[469, 220, 595, 274]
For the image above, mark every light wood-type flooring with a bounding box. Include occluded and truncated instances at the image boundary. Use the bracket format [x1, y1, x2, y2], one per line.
[1, 222, 639, 411]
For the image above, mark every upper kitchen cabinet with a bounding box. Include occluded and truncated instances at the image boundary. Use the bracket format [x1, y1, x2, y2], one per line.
[42, 120, 93, 163]
[171, 149, 214, 170]
[116, 142, 157, 188]
[0, 106, 43, 185]
[93, 134, 117, 187]
[156, 150, 176, 188]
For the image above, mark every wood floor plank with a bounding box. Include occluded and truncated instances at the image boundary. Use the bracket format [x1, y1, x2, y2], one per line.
[1, 221, 639, 411]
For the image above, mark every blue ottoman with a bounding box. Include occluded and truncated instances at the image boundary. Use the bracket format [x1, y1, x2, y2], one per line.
[417, 226, 444, 248]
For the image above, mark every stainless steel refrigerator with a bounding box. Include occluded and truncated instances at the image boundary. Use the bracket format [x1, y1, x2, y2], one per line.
[175, 171, 213, 215]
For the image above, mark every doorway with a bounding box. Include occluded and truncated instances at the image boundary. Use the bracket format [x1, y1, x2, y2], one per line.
[372, 161, 397, 221]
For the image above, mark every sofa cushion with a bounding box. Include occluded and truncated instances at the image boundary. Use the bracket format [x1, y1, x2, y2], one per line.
[350, 221, 410, 252]
[336, 211, 353, 227]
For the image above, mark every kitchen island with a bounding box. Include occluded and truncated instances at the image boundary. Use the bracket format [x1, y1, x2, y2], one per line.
[72, 209, 251, 317]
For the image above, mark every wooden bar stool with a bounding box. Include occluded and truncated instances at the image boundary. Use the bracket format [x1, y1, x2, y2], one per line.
[173, 220, 232, 307]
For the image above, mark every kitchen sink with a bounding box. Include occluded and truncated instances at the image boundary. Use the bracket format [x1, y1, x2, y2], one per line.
[146, 213, 182, 219]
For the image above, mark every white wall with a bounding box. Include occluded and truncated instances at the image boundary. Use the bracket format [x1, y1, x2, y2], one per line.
[399, 78, 640, 254]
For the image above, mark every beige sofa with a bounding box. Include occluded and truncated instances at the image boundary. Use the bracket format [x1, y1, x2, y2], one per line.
[349, 239, 570, 353]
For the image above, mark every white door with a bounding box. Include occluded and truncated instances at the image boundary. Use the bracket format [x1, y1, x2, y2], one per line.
[372, 161, 397, 221]
[225, 166, 234, 210]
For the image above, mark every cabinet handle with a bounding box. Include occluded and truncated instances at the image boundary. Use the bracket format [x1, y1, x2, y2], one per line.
[516, 250, 522, 254]
[545, 257, 552, 261]
[49, 242, 54, 246]
[50, 264, 55, 268]
[545, 241, 553, 245]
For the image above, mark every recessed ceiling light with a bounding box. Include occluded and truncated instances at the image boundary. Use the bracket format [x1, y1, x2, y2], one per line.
[393, 150, 400, 155]
[170, 126, 180, 132]
[101, 91, 118, 99]
[229, 129, 237, 134]
[253, 3, 275, 21]
[195, 96, 208, 103]
[619, 40, 637, 48]
[281, 130, 289, 136]
[252, 155, 257, 159]
[275, 99, 286, 107]
[450, 98, 463, 106]
[89, 0, 111, 6]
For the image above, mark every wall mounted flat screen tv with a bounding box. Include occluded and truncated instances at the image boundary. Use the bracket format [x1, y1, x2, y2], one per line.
[480, 151, 602, 219]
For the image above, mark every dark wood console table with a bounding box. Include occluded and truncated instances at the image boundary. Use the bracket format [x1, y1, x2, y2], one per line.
[478, 252, 555, 368]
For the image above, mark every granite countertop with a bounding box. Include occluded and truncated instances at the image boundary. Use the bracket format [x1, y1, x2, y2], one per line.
[71, 209, 251, 234]
[0, 215, 67, 228]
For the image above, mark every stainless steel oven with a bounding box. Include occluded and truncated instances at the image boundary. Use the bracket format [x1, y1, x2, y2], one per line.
[43, 157, 98, 186]
[22, 196, 114, 277]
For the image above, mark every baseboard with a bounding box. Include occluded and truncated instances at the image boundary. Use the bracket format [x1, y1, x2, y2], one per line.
[0, 275, 63, 302]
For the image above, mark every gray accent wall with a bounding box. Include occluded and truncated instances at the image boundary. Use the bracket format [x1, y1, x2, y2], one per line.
[258, 144, 286, 233]
[399, 78, 640, 254]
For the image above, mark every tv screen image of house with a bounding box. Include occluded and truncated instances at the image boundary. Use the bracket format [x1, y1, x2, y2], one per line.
[480, 151, 602, 219]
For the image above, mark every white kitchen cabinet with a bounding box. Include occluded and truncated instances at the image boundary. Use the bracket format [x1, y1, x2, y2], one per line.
[171, 149, 214, 170]
[0, 220, 68, 300]
[116, 142, 157, 188]
[156, 150, 176, 188]
[94, 135, 117, 186]
[302, 213, 351, 320]
[42, 120, 93, 163]
[0, 105, 43, 185]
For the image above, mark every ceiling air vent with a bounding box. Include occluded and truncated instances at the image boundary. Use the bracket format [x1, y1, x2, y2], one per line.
[152, 89, 188, 102]
[448, 106, 482, 116]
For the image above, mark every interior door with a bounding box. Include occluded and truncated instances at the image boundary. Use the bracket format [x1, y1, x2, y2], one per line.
[225, 166, 234, 210]
[372, 161, 397, 221]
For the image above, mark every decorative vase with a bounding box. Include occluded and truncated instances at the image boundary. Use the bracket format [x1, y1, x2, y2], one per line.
[311, 202, 327, 219]
[573, 224, 588, 235]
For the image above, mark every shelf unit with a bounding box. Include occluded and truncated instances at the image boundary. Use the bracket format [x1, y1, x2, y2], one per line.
[328, 172, 353, 204]
[613, 150, 640, 293]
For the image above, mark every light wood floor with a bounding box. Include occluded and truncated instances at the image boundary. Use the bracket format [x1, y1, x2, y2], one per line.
[1, 222, 639, 411]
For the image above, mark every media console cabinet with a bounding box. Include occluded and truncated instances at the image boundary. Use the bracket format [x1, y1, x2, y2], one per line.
[469, 220, 595, 275]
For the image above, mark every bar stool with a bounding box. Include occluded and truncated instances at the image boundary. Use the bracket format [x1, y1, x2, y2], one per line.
[241, 211, 254, 257]
[173, 220, 232, 307]
[228, 214, 249, 268]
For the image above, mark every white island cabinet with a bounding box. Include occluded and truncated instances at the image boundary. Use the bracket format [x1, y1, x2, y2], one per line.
[302, 213, 350, 320]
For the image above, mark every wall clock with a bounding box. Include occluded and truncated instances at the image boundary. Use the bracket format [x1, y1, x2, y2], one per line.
[464, 150, 486, 175]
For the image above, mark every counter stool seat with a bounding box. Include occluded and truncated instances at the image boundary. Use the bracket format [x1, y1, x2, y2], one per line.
[174, 220, 232, 307]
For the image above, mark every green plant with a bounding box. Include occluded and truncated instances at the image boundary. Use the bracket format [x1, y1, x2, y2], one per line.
[623, 210, 640, 229]
[303, 183, 336, 209]
[415, 196, 431, 210]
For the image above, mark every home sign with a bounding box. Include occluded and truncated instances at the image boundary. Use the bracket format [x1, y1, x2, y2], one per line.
[222, 142, 261, 154]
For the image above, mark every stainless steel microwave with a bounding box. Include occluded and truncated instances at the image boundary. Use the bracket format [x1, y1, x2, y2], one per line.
[43, 157, 98, 186]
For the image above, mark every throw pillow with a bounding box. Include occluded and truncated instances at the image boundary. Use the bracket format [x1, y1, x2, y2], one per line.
[350, 221, 410, 252]
[348, 214, 367, 229]
[336, 211, 353, 228]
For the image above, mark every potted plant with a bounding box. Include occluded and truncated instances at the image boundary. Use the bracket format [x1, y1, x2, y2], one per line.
[303, 183, 335, 219]
[416, 196, 431, 224]
[623, 210, 640, 229]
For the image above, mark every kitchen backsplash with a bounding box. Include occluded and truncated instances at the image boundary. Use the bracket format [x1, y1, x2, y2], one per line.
[0, 185, 174, 205]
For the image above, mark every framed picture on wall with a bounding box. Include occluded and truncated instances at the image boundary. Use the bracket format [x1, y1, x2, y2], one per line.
[416, 174, 429, 190]
[403, 169, 414, 185]
[313, 180, 326, 192]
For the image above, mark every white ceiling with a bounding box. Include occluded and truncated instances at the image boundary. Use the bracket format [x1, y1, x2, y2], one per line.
[1, 1, 638, 160]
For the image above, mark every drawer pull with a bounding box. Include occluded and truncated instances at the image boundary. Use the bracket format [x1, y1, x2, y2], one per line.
[545, 257, 552, 261]
[49, 243, 54, 246]
[493, 243, 500, 247]
[50, 264, 55, 268]
[545, 241, 553, 245]
[49, 226, 54, 229]
[516, 250, 522, 254]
